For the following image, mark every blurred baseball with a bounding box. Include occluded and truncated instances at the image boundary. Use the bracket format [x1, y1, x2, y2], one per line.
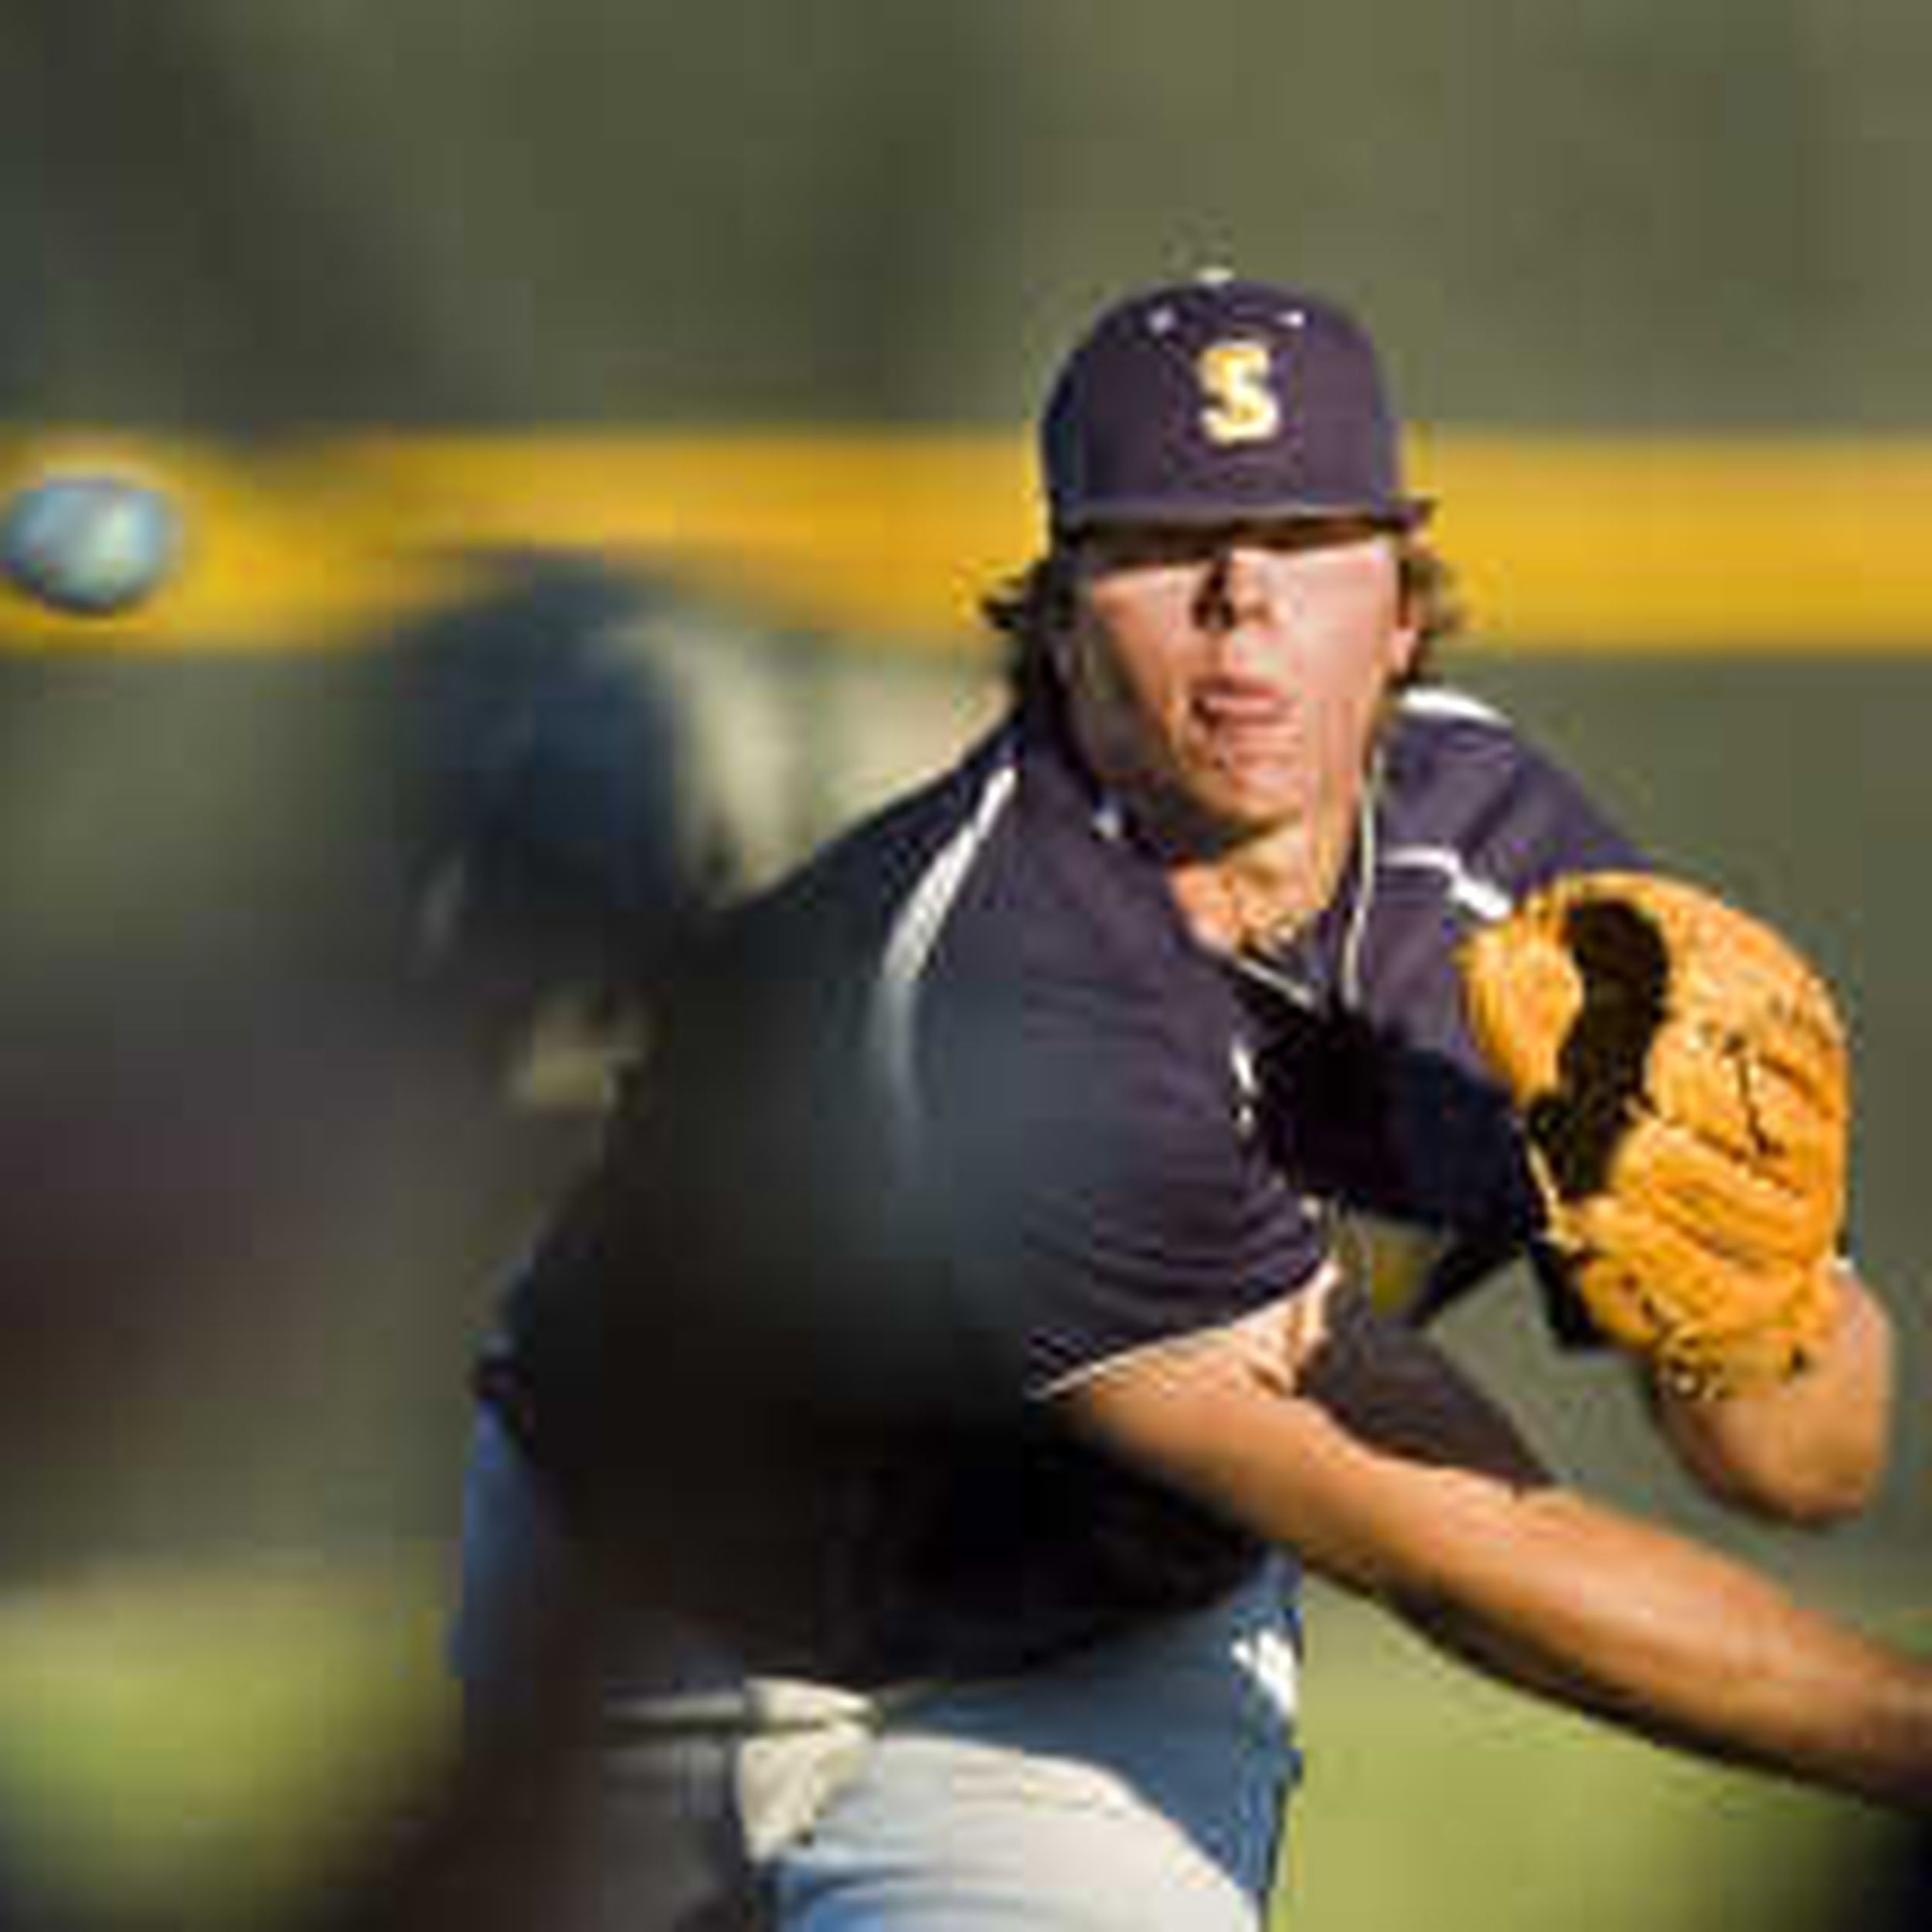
[0, 471, 182, 615]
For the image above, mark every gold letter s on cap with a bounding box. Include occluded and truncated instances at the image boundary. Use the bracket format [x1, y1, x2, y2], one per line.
[1196, 339, 1281, 445]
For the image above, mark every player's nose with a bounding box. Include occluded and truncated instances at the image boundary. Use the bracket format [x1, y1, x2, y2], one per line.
[1194, 539, 1283, 634]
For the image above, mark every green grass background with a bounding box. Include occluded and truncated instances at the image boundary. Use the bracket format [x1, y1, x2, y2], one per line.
[0, 1556, 1917, 1931]
[0, 1560, 456, 1927]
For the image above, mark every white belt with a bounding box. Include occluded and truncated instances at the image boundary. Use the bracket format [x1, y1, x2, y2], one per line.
[607, 1674, 933, 1862]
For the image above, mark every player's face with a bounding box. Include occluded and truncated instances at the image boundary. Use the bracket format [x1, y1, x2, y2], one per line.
[1058, 517, 1418, 853]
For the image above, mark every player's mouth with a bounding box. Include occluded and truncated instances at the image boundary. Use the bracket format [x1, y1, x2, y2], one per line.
[1192, 685, 1298, 770]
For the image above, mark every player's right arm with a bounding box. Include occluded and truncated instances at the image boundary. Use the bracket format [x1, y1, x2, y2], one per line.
[1060, 1267, 1932, 1812]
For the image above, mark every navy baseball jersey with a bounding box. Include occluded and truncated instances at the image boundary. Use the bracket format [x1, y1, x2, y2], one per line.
[496, 682, 1641, 1686]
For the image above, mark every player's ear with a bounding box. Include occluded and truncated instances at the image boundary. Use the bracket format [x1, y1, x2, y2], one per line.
[1386, 539, 1426, 682]
[1386, 607, 1422, 683]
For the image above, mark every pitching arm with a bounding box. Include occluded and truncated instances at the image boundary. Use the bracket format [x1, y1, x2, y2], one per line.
[1060, 1270, 1932, 1812]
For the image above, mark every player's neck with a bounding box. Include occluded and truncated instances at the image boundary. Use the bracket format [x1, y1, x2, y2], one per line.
[1169, 822, 1351, 957]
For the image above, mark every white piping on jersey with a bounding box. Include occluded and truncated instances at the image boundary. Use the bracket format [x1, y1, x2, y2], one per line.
[1380, 843, 1514, 923]
[1229, 948, 1320, 1009]
[1381, 685, 1517, 920]
[1395, 684, 1506, 728]
[1033, 1255, 1342, 1400]
[1339, 770, 1378, 1006]
[867, 754, 1019, 1140]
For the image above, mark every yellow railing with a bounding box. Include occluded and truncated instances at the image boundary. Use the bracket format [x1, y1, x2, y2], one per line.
[5, 429, 1932, 652]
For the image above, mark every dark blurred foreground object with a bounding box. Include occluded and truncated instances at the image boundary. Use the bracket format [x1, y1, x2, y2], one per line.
[0, 550, 737, 1930]
[0, 547, 727, 1493]
[396, 554, 716, 997]
[383, 549, 734, 1105]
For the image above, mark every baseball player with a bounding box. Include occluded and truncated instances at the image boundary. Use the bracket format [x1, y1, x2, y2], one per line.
[454, 273, 1924, 1929]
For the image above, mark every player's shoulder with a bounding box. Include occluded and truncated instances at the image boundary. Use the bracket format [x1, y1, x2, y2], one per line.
[1383, 681, 1548, 787]
[720, 728, 1017, 945]
[1379, 681, 1639, 890]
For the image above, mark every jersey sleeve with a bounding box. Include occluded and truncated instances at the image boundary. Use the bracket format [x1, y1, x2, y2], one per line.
[920, 935, 1329, 1399]
[1354, 691, 1654, 1338]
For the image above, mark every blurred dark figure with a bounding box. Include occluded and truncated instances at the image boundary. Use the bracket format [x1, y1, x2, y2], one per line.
[0, 548, 733, 1932]
[386, 549, 728, 1097]
[288, 552, 741, 1932]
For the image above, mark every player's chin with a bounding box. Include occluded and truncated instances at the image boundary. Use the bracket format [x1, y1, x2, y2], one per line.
[1186, 761, 1308, 840]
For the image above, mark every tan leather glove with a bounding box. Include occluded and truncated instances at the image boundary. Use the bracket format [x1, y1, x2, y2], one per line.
[1461, 872, 1849, 1398]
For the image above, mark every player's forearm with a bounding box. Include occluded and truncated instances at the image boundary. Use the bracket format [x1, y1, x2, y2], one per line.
[1391, 1482, 1932, 1811]
[1068, 1288, 1932, 1815]
[1649, 1264, 1894, 1526]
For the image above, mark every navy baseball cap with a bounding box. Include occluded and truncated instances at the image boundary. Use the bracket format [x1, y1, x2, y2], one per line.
[1040, 271, 1430, 538]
